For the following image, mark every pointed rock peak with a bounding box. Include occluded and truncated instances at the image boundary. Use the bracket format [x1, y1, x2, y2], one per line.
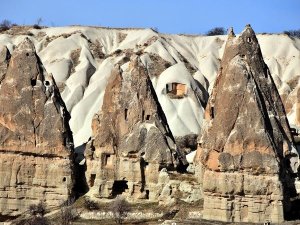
[130, 54, 139, 67]
[15, 37, 35, 53]
[227, 27, 235, 37]
[196, 23, 297, 224]
[0, 45, 10, 63]
[240, 24, 258, 44]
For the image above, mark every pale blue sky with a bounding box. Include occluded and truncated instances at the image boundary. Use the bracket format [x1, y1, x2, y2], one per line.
[1, 0, 299, 34]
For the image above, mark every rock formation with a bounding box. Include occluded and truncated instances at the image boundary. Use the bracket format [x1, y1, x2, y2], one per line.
[0, 38, 74, 218]
[85, 56, 195, 202]
[195, 25, 299, 223]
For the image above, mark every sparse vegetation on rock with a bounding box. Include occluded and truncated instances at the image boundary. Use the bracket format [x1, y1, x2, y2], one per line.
[206, 27, 226, 35]
[83, 198, 100, 210]
[60, 198, 81, 225]
[110, 196, 131, 224]
[0, 19, 12, 32]
[284, 29, 300, 38]
[29, 201, 47, 217]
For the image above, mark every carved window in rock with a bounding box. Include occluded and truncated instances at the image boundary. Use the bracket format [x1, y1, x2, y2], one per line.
[31, 78, 37, 86]
[90, 174, 96, 187]
[142, 109, 150, 121]
[125, 108, 128, 121]
[103, 154, 113, 168]
[210, 106, 215, 119]
[166, 83, 187, 98]
[44, 80, 50, 86]
[111, 180, 128, 197]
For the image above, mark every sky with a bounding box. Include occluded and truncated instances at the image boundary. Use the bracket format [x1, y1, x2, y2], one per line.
[1, 0, 299, 34]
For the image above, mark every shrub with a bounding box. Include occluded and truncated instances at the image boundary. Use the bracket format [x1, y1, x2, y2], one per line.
[16, 217, 51, 225]
[83, 198, 99, 210]
[110, 196, 131, 224]
[206, 27, 226, 36]
[33, 17, 43, 29]
[19, 201, 50, 225]
[28, 201, 47, 217]
[27, 217, 51, 225]
[0, 19, 12, 32]
[284, 29, 300, 38]
[60, 197, 80, 225]
[33, 24, 41, 29]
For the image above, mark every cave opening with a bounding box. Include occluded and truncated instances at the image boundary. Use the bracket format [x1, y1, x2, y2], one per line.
[142, 110, 145, 122]
[90, 174, 96, 187]
[125, 108, 128, 121]
[210, 107, 215, 119]
[31, 78, 37, 86]
[111, 180, 128, 197]
[44, 80, 50, 86]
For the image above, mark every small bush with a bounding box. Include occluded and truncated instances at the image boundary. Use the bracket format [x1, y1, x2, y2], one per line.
[110, 196, 131, 224]
[27, 217, 51, 225]
[33, 24, 41, 29]
[0, 19, 12, 32]
[83, 198, 99, 210]
[16, 217, 51, 225]
[60, 197, 80, 225]
[28, 201, 47, 217]
[206, 27, 226, 36]
[151, 27, 159, 32]
[284, 29, 300, 38]
[33, 17, 43, 29]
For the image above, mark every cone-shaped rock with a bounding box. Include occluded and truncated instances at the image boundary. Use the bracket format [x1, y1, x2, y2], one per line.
[0, 38, 74, 217]
[85, 56, 186, 200]
[195, 25, 299, 223]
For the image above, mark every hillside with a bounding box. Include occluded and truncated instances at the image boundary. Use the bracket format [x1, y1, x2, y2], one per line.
[1, 26, 299, 148]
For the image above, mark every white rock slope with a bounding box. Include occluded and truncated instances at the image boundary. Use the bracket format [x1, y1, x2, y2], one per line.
[0, 26, 299, 147]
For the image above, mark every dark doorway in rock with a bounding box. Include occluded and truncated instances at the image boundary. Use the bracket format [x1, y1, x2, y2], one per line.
[112, 180, 128, 197]
[31, 78, 37, 86]
[145, 190, 149, 199]
[62, 177, 66, 182]
[210, 107, 214, 119]
[90, 174, 96, 187]
[142, 110, 145, 122]
[146, 115, 150, 121]
[103, 154, 111, 166]
[44, 80, 50, 86]
[125, 108, 128, 121]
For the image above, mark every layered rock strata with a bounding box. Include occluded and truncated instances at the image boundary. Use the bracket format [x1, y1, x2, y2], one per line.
[0, 38, 74, 218]
[195, 26, 299, 223]
[85, 56, 194, 202]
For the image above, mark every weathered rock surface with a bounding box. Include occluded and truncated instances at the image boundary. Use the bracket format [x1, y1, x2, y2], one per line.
[195, 26, 299, 223]
[84, 55, 200, 203]
[0, 38, 74, 218]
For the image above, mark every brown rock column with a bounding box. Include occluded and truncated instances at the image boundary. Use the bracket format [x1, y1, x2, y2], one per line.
[195, 25, 298, 223]
[0, 38, 74, 218]
[85, 56, 185, 201]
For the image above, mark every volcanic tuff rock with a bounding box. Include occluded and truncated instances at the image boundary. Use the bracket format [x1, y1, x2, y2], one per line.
[1, 26, 299, 150]
[0, 38, 73, 218]
[195, 26, 299, 223]
[84, 55, 201, 202]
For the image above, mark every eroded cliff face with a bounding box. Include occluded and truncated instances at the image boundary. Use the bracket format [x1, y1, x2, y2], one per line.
[84, 56, 201, 203]
[195, 26, 299, 223]
[0, 38, 74, 218]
